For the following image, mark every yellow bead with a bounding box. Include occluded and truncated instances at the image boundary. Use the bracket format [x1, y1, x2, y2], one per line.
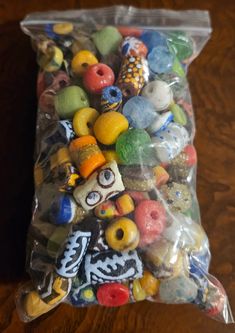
[38, 46, 63, 72]
[53, 22, 74, 35]
[139, 271, 160, 296]
[116, 194, 135, 215]
[73, 107, 99, 136]
[94, 111, 129, 145]
[71, 50, 98, 75]
[24, 291, 52, 318]
[105, 217, 139, 252]
[102, 150, 121, 164]
[132, 279, 146, 301]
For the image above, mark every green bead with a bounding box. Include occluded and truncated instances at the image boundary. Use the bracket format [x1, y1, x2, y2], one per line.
[92, 26, 122, 56]
[55, 85, 89, 119]
[170, 103, 187, 126]
[172, 57, 185, 77]
[167, 32, 193, 61]
[116, 129, 153, 165]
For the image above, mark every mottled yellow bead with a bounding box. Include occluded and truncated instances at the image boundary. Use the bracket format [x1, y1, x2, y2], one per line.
[105, 217, 139, 252]
[116, 194, 135, 215]
[38, 46, 63, 72]
[53, 22, 74, 35]
[73, 107, 99, 136]
[132, 279, 146, 301]
[24, 291, 52, 318]
[94, 111, 129, 145]
[139, 271, 160, 296]
[71, 50, 98, 75]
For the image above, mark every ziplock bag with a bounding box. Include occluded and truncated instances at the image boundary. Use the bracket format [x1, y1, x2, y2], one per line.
[16, 6, 234, 323]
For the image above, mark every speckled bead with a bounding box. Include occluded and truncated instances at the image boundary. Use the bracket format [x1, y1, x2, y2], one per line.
[161, 182, 192, 213]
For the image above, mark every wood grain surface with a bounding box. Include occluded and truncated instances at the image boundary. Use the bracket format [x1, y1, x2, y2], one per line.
[0, 0, 235, 332]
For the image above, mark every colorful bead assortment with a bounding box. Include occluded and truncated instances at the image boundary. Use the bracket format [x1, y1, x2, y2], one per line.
[17, 9, 230, 324]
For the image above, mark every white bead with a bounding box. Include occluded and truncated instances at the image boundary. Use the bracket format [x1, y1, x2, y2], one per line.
[142, 80, 173, 111]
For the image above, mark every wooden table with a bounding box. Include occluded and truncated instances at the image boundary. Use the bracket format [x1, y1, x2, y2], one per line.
[0, 1, 234, 332]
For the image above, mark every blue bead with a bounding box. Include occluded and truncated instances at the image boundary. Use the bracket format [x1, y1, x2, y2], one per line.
[49, 193, 75, 224]
[140, 31, 167, 53]
[189, 251, 211, 279]
[147, 46, 174, 74]
[123, 96, 156, 129]
[44, 24, 58, 39]
[101, 86, 122, 112]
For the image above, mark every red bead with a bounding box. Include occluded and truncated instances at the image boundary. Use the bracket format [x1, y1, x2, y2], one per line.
[184, 145, 197, 166]
[97, 283, 129, 307]
[83, 63, 115, 94]
[206, 279, 226, 317]
[134, 200, 166, 247]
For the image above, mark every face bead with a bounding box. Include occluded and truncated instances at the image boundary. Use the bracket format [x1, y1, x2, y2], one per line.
[142, 80, 173, 111]
[54, 86, 89, 119]
[93, 111, 129, 145]
[97, 283, 129, 307]
[105, 217, 140, 252]
[122, 96, 157, 129]
[83, 63, 115, 94]
[71, 50, 98, 76]
[101, 86, 122, 112]
[159, 275, 198, 303]
[161, 182, 192, 213]
[73, 160, 125, 211]
[134, 200, 166, 247]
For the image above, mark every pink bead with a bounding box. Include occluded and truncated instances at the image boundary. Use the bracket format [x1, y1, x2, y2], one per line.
[83, 63, 115, 94]
[183, 145, 197, 167]
[134, 200, 166, 247]
[126, 191, 147, 205]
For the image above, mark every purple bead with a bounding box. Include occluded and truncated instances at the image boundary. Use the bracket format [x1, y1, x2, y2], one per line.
[123, 96, 157, 129]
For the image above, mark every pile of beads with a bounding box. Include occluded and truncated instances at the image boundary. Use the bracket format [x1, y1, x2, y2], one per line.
[17, 15, 228, 323]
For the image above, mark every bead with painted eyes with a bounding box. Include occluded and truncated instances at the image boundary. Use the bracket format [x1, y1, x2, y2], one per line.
[73, 160, 125, 211]
[105, 217, 140, 252]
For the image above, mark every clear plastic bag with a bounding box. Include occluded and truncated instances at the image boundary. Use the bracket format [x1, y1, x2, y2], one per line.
[17, 6, 234, 323]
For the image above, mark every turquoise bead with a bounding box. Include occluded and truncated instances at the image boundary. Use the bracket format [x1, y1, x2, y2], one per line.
[116, 128, 153, 165]
[54, 85, 89, 119]
[92, 26, 122, 56]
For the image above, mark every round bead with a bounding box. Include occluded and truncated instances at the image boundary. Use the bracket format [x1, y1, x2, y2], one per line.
[116, 129, 152, 165]
[49, 193, 77, 225]
[152, 123, 189, 163]
[72, 107, 99, 137]
[122, 96, 156, 129]
[161, 182, 192, 213]
[159, 275, 198, 303]
[105, 217, 140, 252]
[101, 86, 122, 112]
[24, 291, 53, 318]
[97, 283, 129, 307]
[170, 103, 187, 125]
[71, 50, 98, 76]
[121, 36, 148, 57]
[116, 194, 135, 216]
[147, 45, 174, 74]
[83, 63, 115, 94]
[142, 80, 173, 111]
[167, 31, 194, 61]
[140, 31, 167, 53]
[134, 200, 166, 247]
[54, 86, 89, 119]
[69, 135, 106, 178]
[147, 111, 173, 135]
[93, 111, 129, 145]
[38, 45, 63, 73]
[139, 271, 160, 296]
[92, 26, 122, 56]
[53, 22, 74, 35]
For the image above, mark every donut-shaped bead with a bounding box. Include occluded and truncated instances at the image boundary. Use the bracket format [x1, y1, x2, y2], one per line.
[71, 50, 98, 76]
[73, 107, 99, 137]
[105, 217, 139, 252]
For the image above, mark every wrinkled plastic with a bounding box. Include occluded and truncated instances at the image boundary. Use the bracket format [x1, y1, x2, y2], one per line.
[16, 6, 234, 324]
